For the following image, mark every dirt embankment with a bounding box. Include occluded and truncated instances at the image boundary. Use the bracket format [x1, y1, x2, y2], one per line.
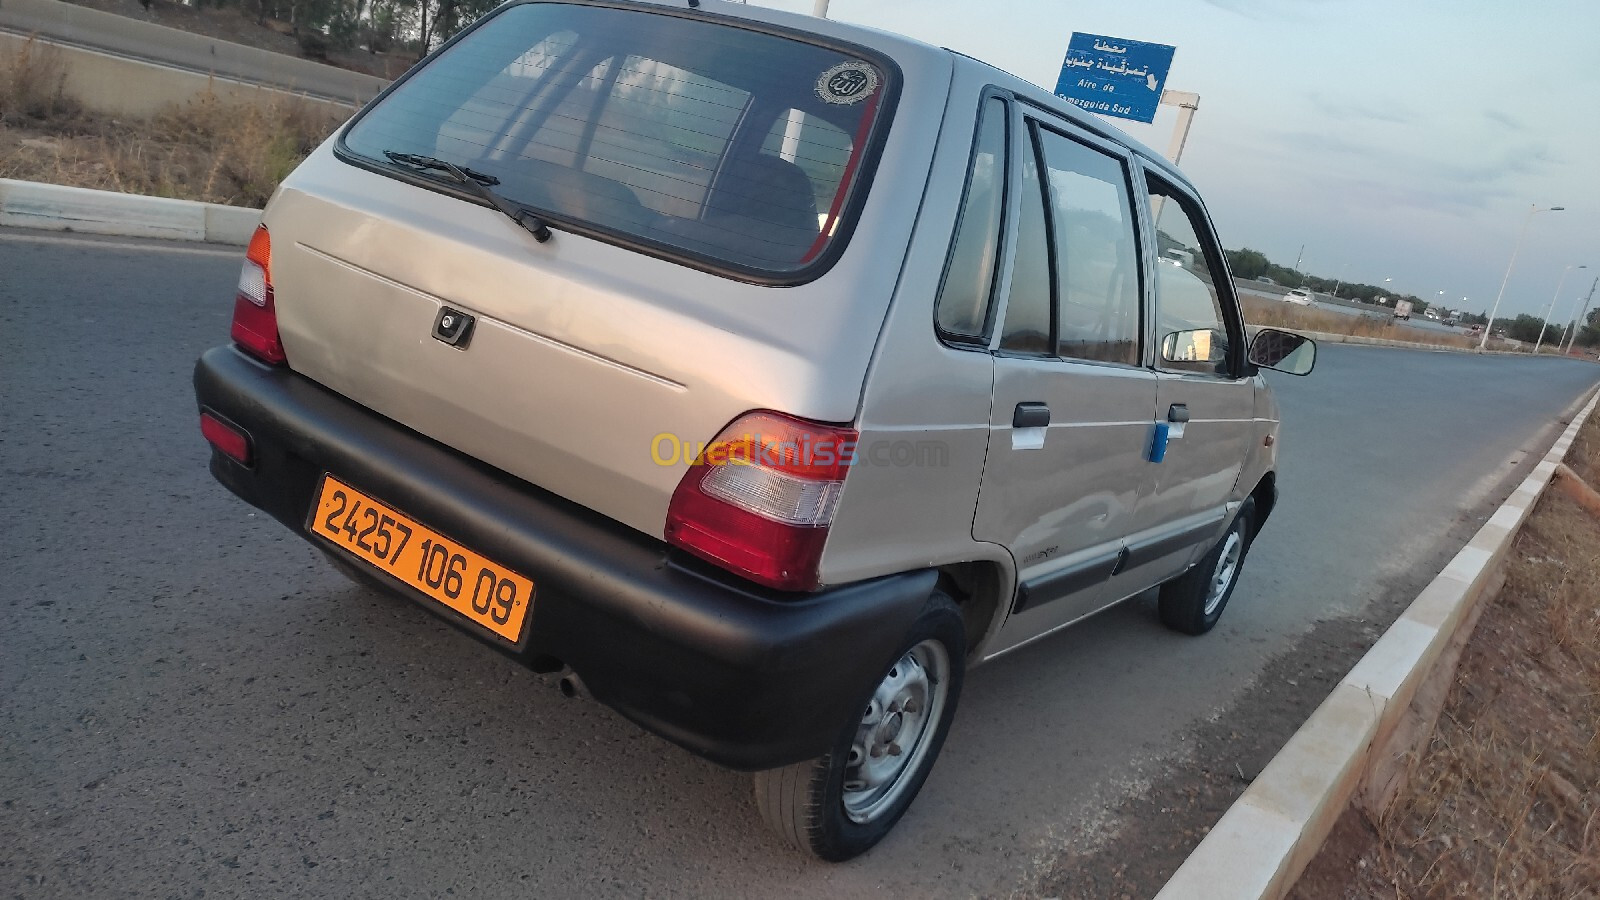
[1, 37, 342, 208]
[1292, 411, 1600, 899]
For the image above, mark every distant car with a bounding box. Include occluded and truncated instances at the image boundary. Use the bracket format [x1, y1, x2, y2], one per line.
[1282, 288, 1314, 306]
[1256, 276, 1276, 285]
[1161, 248, 1195, 268]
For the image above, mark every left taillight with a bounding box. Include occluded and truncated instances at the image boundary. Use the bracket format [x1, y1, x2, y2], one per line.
[664, 411, 858, 592]
[230, 224, 285, 365]
[199, 410, 251, 466]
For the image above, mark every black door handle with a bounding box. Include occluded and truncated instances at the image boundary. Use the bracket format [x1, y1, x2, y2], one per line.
[1168, 403, 1190, 423]
[1013, 402, 1051, 428]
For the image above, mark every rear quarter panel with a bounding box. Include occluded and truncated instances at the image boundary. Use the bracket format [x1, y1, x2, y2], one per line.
[820, 60, 1009, 598]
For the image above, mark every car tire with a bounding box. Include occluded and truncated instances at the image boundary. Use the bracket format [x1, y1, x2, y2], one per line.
[752, 592, 965, 862]
[1158, 499, 1255, 636]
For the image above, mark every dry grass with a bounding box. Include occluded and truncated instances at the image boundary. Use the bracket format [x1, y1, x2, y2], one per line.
[1368, 412, 1600, 898]
[0, 37, 76, 124]
[0, 37, 341, 207]
[1241, 296, 1480, 350]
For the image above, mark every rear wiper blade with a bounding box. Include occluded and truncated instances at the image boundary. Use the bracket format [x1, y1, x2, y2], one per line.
[384, 150, 500, 185]
[382, 150, 552, 243]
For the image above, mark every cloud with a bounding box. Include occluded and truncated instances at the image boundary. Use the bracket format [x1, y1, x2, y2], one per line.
[1257, 130, 1558, 215]
[1483, 109, 1523, 131]
[1306, 92, 1417, 125]
[1196, 0, 1348, 21]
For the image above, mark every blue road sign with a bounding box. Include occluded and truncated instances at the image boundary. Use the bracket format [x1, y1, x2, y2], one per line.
[1054, 33, 1176, 125]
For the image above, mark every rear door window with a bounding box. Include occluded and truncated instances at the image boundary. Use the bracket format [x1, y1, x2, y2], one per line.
[1035, 128, 1142, 366]
[340, 2, 896, 280]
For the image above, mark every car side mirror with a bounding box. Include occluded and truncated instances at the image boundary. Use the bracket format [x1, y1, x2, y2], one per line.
[1160, 328, 1227, 367]
[1248, 328, 1316, 375]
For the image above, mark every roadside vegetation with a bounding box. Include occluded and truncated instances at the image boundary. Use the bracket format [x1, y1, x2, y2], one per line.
[0, 37, 341, 207]
[1229, 246, 1600, 351]
[1240, 295, 1480, 350]
[1295, 411, 1600, 898]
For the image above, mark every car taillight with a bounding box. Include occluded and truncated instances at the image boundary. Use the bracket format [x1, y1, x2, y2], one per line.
[199, 410, 251, 465]
[230, 225, 285, 364]
[664, 411, 858, 592]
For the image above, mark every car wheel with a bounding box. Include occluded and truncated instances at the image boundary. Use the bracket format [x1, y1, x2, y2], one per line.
[1158, 499, 1255, 635]
[752, 592, 965, 862]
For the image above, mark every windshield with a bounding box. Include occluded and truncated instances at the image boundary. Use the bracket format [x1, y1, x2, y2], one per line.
[340, 2, 895, 279]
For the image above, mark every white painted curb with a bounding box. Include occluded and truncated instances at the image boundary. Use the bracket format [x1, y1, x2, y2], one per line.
[0, 178, 260, 245]
[1154, 383, 1600, 900]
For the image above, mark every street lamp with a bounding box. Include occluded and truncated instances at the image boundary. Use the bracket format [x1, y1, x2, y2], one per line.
[1558, 271, 1596, 355]
[1480, 204, 1565, 351]
[1534, 264, 1585, 355]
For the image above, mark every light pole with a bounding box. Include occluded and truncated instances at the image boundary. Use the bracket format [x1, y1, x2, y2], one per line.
[1560, 274, 1598, 356]
[1480, 204, 1565, 351]
[1534, 264, 1585, 355]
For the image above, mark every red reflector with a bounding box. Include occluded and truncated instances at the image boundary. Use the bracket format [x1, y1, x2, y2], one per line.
[200, 412, 251, 465]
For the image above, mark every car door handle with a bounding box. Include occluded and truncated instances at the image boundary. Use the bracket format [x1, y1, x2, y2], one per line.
[1167, 403, 1190, 424]
[1013, 402, 1051, 428]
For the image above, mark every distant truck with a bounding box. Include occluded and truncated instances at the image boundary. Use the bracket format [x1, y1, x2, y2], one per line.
[1393, 299, 1414, 321]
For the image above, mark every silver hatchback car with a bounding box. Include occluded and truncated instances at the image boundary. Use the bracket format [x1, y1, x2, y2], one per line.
[195, 0, 1315, 861]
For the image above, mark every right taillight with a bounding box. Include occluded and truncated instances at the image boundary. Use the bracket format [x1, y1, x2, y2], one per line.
[230, 225, 285, 364]
[664, 411, 857, 592]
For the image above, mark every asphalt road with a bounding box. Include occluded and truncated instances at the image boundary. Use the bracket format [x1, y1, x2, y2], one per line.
[3, 229, 1596, 898]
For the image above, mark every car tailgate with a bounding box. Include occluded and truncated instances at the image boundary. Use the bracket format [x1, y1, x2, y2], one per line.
[262, 152, 896, 538]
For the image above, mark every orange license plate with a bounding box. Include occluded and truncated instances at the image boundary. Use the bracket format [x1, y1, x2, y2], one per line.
[309, 475, 534, 643]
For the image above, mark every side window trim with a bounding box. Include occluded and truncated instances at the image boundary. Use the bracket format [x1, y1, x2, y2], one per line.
[933, 88, 1013, 349]
[991, 110, 1149, 371]
[984, 97, 1029, 353]
[1031, 119, 1147, 369]
[1142, 166, 1248, 379]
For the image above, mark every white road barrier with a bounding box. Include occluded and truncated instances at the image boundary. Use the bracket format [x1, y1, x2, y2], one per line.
[1155, 384, 1600, 900]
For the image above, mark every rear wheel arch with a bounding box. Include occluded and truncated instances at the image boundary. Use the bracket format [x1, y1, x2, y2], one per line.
[933, 560, 1006, 657]
[1247, 471, 1277, 538]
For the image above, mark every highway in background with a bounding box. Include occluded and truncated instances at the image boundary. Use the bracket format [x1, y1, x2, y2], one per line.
[0, 0, 385, 105]
[3, 230, 1596, 897]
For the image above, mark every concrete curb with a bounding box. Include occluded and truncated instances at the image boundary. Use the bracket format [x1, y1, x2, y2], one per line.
[0, 178, 259, 245]
[1154, 382, 1600, 900]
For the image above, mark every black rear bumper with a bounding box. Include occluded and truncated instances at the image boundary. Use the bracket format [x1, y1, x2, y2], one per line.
[193, 346, 936, 770]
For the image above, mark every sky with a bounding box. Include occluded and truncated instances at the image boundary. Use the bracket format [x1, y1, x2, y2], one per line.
[754, 0, 1600, 321]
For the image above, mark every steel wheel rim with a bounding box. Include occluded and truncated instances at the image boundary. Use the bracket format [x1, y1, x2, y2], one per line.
[1205, 530, 1244, 616]
[841, 639, 950, 825]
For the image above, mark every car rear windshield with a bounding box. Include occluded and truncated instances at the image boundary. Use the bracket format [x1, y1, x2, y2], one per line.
[340, 1, 895, 279]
